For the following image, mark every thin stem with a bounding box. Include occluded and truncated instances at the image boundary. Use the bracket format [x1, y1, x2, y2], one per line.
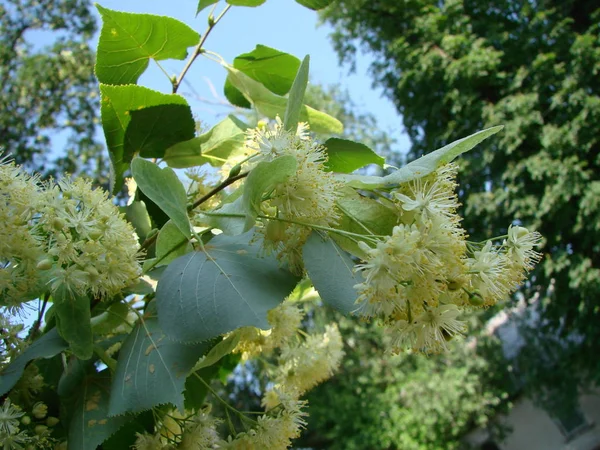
[27, 293, 50, 340]
[189, 171, 248, 211]
[153, 59, 173, 83]
[193, 372, 258, 426]
[172, 4, 232, 93]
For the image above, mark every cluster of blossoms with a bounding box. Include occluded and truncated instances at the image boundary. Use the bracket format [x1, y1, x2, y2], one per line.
[132, 300, 343, 450]
[0, 399, 59, 449]
[354, 163, 542, 353]
[245, 119, 341, 272]
[0, 159, 142, 307]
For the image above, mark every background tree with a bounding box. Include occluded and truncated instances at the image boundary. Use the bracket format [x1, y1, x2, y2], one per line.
[0, 0, 107, 183]
[321, 0, 600, 413]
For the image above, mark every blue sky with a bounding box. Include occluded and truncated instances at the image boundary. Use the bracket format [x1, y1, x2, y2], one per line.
[92, 0, 410, 153]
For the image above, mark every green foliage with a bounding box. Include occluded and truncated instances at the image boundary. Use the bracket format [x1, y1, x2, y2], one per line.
[99, 84, 191, 191]
[225, 65, 344, 134]
[0, 0, 105, 181]
[68, 371, 133, 449]
[53, 286, 93, 360]
[302, 232, 361, 313]
[95, 5, 199, 85]
[0, 329, 67, 397]
[297, 315, 511, 450]
[322, 0, 600, 415]
[323, 138, 385, 173]
[242, 155, 297, 227]
[164, 115, 248, 168]
[156, 232, 300, 343]
[283, 55, 310, 132]
[109, 317, 211, 415]
[131, 157, 191, 238]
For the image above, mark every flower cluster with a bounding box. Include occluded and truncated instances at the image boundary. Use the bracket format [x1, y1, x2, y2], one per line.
[354, 164, 542, 353]
[0, 159, 142, 306]
[245, 119, 341, 272]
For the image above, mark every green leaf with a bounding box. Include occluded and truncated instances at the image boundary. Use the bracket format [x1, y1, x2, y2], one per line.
[125, 200, 152, 242]
[192, 333, 241, 371]
[242, 155, 297, 229]
[333, 188, 399, 258]
[223, 45, 301, 108]
[156, 232, 300, 343]
[95, 5, 199, 85]
[284, 55, 310, 132]
[324, 138, 385, 173]
[108, 317, 211, 415]
[200, 196, 247, 235]
[224, 77, 252, 108]
[131, 158, 191, 238]
[125, 104, 196, 159]
[156, 220, 192, 266]
[294, 0, 333, 9]
[197, 0, 219, 15]
[93, 303, 131, 335]
[227, 0, 267, 5]
[340, 126, 504, 189]
[0, 329, 67, 397]
[69, 371, 132, 449]
[225, 65, 343, 134]
[54, 286, 93, 360]
[234, 45, 301, 96]
[303, 232, 361, 314]
[100, 84, 189, 192]
[164, 115, 248, 168]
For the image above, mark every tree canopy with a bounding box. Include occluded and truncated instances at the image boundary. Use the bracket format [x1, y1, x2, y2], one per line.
[0, 0, 106, 182]
[322, 0, 600, 404]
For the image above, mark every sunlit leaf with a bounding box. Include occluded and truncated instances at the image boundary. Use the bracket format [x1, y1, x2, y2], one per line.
[156, 220, 192, 266]
[324, 138, 385, 173]
[164, 115, 248, 168]
[294, 0, 334, 10]
[96, 5, 199, 85]
[54, 286, 93, 360]
[99, 84, 189, 192]
[284, 55, 310, 132]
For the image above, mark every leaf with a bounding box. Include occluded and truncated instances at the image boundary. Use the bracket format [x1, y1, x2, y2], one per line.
[324, 138, 385, 173]
[224, 65, 343, 134]
[0, 329, 67, 397]
[339, 126, 504, 189]
[200, 196, 247, 236]
[156, 232, 300, 343]
[242, 155, 297, 228]
[294, 0, 334, 9]
[95, 5, 199, 85]
[108, 317, 211, 415]
[197, 0, 218, 15]
[156, 220, 192, 266]
[227, 0, 267, 5]
[54, 286, 93, 360]
[224, 78, 252, 108]
[100, 84, 189, 193]
[164, 115, 248, 169]
[333, 188, 399, 258]
[303, 232, 361, 314]
[131, 158, 191, 238]
[125, 104, 196, 159]
[125, 200, 152, 242]
[69, 371, 133, 448]
[284, 55, 310, 132]
[233, 45, 301, 96]
[192, 333, 241, 371]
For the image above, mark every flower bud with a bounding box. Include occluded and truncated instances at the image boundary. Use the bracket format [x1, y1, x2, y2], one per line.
[34, 424, 48, 436]
[47, 416, 59, 427]
[36, 259, 54, 270]
[21, 415, 31, 425]
[32, 402, 48, 419]
[468, 291, 485, 306]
